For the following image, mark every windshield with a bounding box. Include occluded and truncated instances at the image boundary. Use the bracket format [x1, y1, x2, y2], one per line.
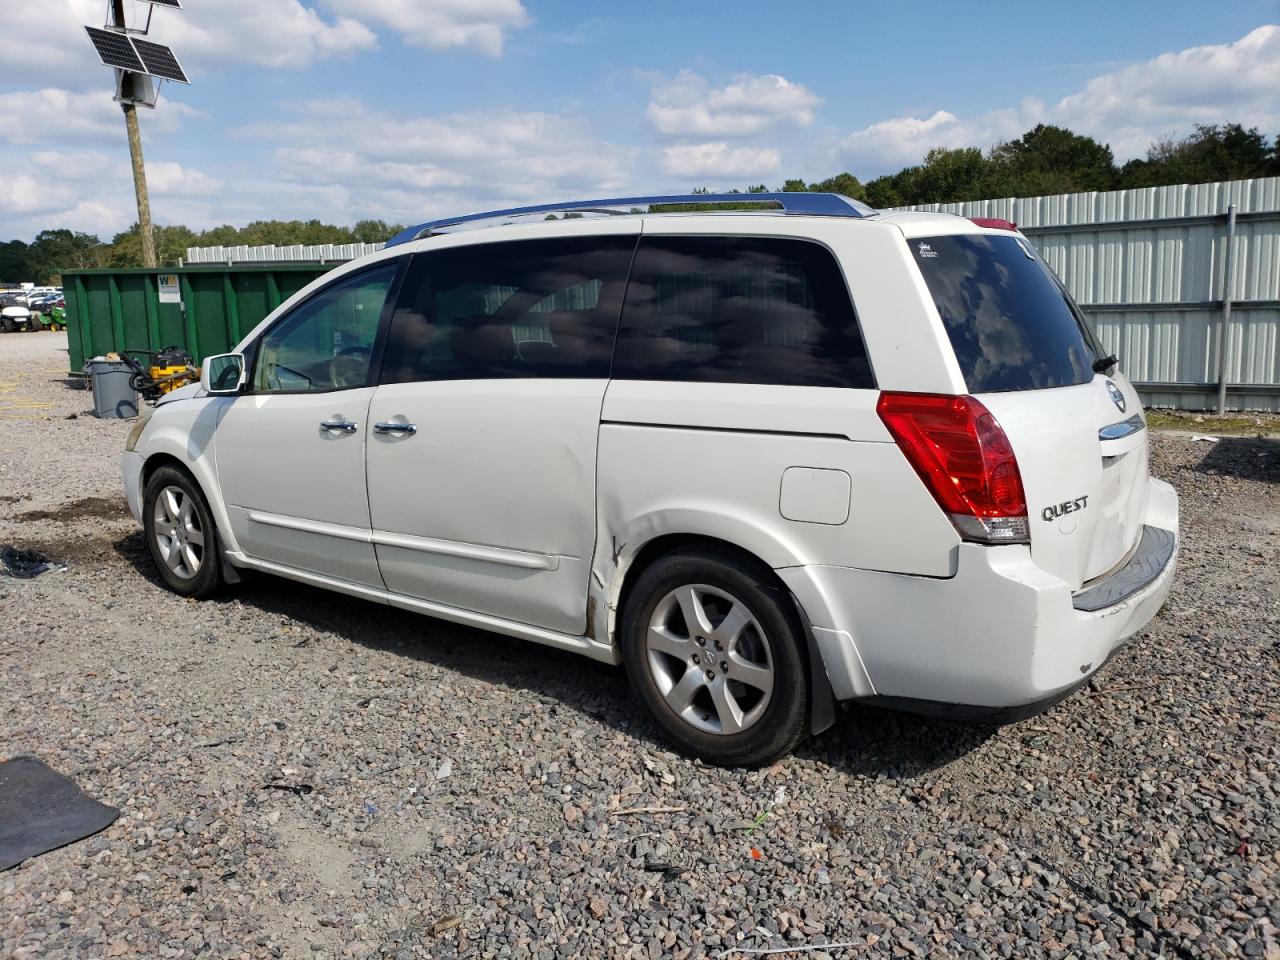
[910, 233, 1100, 392]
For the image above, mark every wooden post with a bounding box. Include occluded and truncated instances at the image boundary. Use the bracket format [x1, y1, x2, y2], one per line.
[112, 0, 157, 268]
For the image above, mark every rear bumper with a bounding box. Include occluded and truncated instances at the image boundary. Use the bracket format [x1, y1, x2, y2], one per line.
[781, 477, 1179, 714]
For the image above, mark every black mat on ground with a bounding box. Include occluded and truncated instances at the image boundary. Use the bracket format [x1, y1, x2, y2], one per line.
[0, 756, 119, 871]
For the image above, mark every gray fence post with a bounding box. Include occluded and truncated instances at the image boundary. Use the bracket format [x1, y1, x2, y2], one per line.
[1216, 203, 1237, 415]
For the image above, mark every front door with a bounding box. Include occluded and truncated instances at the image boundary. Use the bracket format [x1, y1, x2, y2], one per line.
[215, 261, 401, 588]
[366, 230, 638, 634]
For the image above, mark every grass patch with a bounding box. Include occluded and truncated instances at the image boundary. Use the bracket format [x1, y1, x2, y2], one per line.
[1145, 409, 1280, 436]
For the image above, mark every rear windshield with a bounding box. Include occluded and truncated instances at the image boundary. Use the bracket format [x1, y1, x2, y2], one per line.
[910, 234, 1099, 392]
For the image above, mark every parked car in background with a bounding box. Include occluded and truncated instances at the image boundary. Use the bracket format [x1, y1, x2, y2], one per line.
[120, 193, 1179, 766]
[28, 294, 62, 314]
[1, 297, 41, 332]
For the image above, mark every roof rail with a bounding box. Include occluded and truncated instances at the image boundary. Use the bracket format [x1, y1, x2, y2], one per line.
[385, 192, 876, 247]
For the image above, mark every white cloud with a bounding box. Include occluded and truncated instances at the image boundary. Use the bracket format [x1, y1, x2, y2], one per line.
[0, 88, 200, 145]
[0, 175, 70, 215]
[147, 162, 225, 196]
[1052, 24, 1280, 158]
[0, 145, 224, 238]
[648, 71, 820, 138]
[659, 143, 781, 179]
[840, 107, 1030, 171]
[325, 0, 530, 56]
[163, 0, 377, 71]
[839, 25, 1280, 174]
[239, 99, 633, 223]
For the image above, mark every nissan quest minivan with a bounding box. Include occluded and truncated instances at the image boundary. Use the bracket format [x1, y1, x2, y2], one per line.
[123, 193, 1178, 766]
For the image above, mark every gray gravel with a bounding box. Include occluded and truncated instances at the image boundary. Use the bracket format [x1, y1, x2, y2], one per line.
[1, 330, 1278, 960]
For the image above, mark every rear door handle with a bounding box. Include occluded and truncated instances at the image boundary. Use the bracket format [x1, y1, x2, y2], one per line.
[1098, 414, 1145, 441]
[374, 421, 417, 435]
[320, 419, 358, 434]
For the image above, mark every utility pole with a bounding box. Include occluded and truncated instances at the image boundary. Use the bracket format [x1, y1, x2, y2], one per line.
[111, 0, 157, 268]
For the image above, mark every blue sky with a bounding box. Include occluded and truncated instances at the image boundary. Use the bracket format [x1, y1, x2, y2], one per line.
[1, 1, 1277, 241]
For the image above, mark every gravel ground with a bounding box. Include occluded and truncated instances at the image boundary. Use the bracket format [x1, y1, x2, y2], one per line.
[1, 330, 1277, 960]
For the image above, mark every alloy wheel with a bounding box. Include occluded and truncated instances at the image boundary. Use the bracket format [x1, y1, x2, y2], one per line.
[152, 485, 204, 580]
[645, 583, 774, 735]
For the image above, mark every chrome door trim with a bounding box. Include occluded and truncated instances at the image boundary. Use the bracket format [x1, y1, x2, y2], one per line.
[247, 510, 371, 543]
[372, 530, 560, 571]
[244, 510, 559, 571]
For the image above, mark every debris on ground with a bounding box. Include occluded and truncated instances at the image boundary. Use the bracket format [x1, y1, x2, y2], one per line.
[0, 756, 119, 871]
[427, 915, 462, 936]
[0, 545, 61, 579]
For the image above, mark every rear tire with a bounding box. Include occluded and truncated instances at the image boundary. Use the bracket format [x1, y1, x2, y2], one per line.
[0, 318, 13, 333]
[620, 547, 810, 767]
[142, 465, 223, 599]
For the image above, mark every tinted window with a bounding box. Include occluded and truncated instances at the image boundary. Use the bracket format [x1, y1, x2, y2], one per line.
[380, 236, 636, 383]
[911, 234, 1099, 392]
[613, 236, 873, 388]
[254, 263, 398, 393]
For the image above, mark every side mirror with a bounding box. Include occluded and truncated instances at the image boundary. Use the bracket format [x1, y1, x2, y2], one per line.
[201, 353, 246, 395]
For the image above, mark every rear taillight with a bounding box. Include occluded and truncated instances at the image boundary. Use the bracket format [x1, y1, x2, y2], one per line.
[968, 217, 1018, 231]
[876, 392, 1029, 544]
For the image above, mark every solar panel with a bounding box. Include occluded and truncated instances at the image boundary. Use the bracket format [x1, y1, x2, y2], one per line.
[132, 37, 189, 84]
[141, 0, 183, 7]
[85, 26, 145, 73]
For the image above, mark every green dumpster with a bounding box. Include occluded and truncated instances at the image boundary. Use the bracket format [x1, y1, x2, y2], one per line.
[61, 264, 335, 374]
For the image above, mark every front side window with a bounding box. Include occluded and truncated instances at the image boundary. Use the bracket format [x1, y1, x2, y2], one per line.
[380, 236, 636, 383]
[612, 236, 874, 388]
[910, 234, 1100, 392]
[254, 263, 398, 393]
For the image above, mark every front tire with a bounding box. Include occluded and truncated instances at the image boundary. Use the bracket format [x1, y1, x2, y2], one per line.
[620, 547, 810, 767]
[142, 466, 223, 598]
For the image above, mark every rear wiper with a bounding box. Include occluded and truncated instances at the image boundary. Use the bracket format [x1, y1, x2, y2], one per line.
[1092, 354, 1118, 373]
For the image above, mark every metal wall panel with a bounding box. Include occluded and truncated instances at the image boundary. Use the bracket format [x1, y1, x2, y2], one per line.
[895, 177, 1280, 411]
[184, 242, 385, 264]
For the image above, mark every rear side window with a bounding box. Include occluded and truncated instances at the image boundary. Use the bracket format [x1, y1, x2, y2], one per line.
[380, 236, 636, 383]
[613, 236, 874, 388]
[911, 234, 1098, 392]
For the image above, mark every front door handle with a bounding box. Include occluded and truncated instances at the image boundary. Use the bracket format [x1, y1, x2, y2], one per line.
[320, 419, 358, 434]
[374, 421, 417, 436]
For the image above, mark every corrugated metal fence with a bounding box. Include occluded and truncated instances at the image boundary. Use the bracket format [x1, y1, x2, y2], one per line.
[184, 242, 385, 265]
[895, 177, 1280, 411]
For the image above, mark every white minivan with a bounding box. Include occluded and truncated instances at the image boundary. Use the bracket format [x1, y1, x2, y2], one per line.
[123, 193, 1178, 766]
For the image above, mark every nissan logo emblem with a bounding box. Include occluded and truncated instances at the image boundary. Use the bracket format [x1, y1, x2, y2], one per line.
[1106, 380, 1126, 413]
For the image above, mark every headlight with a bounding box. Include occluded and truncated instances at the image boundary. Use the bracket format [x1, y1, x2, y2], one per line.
[125, 405, 154, 452]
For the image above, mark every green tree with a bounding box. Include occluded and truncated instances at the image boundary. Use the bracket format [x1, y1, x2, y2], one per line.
[352, 219, 404, 243]
[0, 240, 30, 281]
[808, 172, 868, 200]
[879, 147, 991, 205]
[863, 174, 906, 208]
[22, 230, 108, 280]
[987, 124, 1116, 195]
[776, 173, 867, 200]
[1118, 123, 1277, 187]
